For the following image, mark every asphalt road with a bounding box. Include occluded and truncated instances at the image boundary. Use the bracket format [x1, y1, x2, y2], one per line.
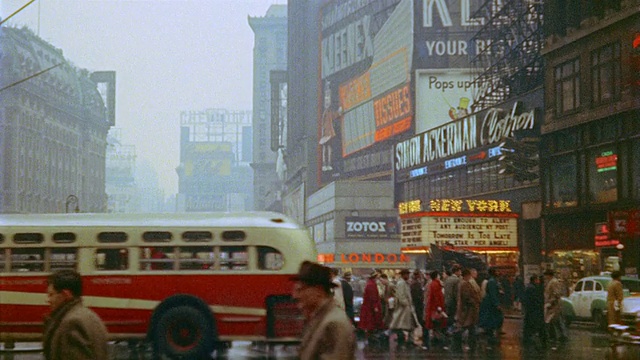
[2, 319, 639, 359]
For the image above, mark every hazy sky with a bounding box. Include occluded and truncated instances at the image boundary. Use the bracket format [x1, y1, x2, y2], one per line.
[2, 0, 281, 195]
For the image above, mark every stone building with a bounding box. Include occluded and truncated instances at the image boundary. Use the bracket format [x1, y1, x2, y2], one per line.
[0, 26, 113, 213]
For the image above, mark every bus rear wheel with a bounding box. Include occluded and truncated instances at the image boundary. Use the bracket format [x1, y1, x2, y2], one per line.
[154, 305, 215, 359]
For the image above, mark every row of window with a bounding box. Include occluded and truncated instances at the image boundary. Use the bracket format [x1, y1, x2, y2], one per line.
[554, 42, 621, 116]
[401, 159, 522, 202]
[0, 230, 246, 245]
[0, 246, 284, 272]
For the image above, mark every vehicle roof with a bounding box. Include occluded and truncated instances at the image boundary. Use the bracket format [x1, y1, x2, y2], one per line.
[576, 275, 640, 282]
[0, 212, 303, 230]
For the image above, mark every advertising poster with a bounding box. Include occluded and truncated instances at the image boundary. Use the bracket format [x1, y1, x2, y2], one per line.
[415, 69, 478, 133]
[318, 0, 414, 186]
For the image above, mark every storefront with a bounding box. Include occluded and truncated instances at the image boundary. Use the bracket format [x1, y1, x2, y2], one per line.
[541, 118, 640, 280]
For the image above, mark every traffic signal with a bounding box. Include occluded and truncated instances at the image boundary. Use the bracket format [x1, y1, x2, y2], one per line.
[498, 136, 540, 182]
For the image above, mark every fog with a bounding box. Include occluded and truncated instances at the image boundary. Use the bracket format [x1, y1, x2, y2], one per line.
[1, 0, 279, 195]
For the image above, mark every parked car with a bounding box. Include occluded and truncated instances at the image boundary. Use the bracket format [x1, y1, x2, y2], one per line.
[561, 275, 640, 330]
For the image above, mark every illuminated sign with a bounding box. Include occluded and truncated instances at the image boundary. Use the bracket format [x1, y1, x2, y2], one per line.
[398, 199, 422, 215]
[409, 166, 428, 178]
[444, 155, 467, 169]
[594, 222, 619, 247]
[400, 213, 518, 250]
[429, 199, 512, 213]
[318, 253, 411, 264]
[596, 151, 617, 172]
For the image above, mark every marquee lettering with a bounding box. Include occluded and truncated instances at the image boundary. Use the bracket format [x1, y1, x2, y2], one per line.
[480, 102, 535, 145]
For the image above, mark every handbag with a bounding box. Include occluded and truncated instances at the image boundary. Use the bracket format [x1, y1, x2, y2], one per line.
[411, 308, 423, 346]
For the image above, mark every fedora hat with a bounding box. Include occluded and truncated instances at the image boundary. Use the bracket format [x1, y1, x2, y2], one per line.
[291, 261, 337, 288]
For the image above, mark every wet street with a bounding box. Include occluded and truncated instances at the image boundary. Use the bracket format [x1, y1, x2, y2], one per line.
[2, 318, 639, 359]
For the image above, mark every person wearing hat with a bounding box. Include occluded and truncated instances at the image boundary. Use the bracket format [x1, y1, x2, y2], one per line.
[292, 261, 356, 360]
[359, 271, 385, 345]
[543, 269, 568, 347]
[388, 269, 414, 349]
[341, 272, 355, 325]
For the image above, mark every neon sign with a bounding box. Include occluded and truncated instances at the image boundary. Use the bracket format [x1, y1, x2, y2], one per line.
[596, 151, 617, 172]
[429, 199, 512, 213]
[398, 200, 422, 215]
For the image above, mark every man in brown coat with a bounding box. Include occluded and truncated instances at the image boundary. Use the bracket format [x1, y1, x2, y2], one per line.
[543, 269, 568, 346]
[292, 261, 356, 360]
[43, 269, 108, 360]
[454, 268, 481, 351]
[607, 271, 624, 325]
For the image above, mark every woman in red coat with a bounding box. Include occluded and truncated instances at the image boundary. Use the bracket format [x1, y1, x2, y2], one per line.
[359, 272, 385, 341]
[424, 270, 447, 348]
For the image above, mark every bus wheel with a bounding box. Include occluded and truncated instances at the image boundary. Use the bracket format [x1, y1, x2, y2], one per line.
[155, 306, 215, 359]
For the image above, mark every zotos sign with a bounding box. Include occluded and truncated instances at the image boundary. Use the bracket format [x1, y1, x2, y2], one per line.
[345, 217, 399, 239]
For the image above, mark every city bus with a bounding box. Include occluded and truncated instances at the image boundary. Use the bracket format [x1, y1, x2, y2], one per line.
[0, 212, 316, 358]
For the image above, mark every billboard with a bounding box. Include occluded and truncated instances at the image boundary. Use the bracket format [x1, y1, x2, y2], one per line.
[319, 0, 414, 186]
[415, 69, 479, 133]
[345, 216, 399, 239]
[414, 0, 488, 69]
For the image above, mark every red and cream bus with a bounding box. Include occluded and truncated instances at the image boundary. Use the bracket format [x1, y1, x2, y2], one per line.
[0, 212, 316, 358]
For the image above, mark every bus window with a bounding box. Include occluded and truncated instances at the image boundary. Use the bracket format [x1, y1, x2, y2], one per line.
[0, 249, 6, 272]
[219, 246, 248, 271]
[0, 233, 4, 243]
[50, 248, 77, 271]
[11, 248, 45, 272]
[53, 232, 76, 244]
[182, 231, 213, 242]
[98, 232, 128, 243]
[257, 246, 284, 270]
[143, 232, 173, 243]
[13, 233, 44, 244]
[140, 247, 174, 270]
[96, 248, 129, 270]
[179, 247, 214, 270]
[222, 230, 246, 242]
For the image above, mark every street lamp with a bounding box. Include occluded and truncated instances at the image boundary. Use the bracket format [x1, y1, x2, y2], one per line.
[65, 195, 79, 213]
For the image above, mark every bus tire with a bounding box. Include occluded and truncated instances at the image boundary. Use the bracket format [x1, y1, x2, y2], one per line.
[154, 305, 215, 359]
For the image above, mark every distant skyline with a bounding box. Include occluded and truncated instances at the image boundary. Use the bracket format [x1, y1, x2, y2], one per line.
[1, 0, 282, 195]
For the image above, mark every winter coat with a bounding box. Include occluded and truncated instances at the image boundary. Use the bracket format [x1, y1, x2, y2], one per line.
[299, 299, 356, 360]
[410, 280, 424, 326]
[43, 299, 108, 360]
[544, 277, 563, 323]
[455, 278, 481, 328]
[607, 279, 624, 325]
[424, 279, 447, 329]
[443, 274, 460, 317]
[389, 278, 414, 330]
[358, 278, 384, 331]
[478, 276, 503, 330]
[341, 279, 355, 323]
[523, 282, 544, 332]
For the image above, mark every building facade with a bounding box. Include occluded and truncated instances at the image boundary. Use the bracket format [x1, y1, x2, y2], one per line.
[248, 5, 287, 212]
[105, 128, 137, 213]
[541, 0, 640, 279]
[176, 109, 253, 212]
[0, 26, 114, 213]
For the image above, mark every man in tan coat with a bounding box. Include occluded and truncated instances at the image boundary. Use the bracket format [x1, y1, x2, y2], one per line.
[607, 271, 624, 325]
[455, 268, 481, 350]
[43, 270, 108, 360]
[292, 261, 356, 360]
[543, 269, 568, 345]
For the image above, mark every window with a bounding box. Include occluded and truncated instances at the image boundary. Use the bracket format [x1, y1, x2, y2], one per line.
[13, 233, 44, 244]
[573, 281, 583, 293]
[53, 232, 76, 243]
[591, 42, 621, 105]
[595, 281, 603, 291]
[550, 154, 578, 208]
[258, 246, 284, 270]
[588, 147, 618, 204]
[140, 247, 174, 270]
[10, 248, 45, 272]
[219, 246, 248, 271]
[583, 281, 594, 291]
[222, 231, 246, 242]
[0, 234, 4, 244]
[143, 231, 173, 243]
[98, 232, 128, 243]
[179, 246, 214, 270]
[49, 248, 77, 271]
[182, 231, 213, 242]
[555, 58, 581, 115]
[96, 248, 129, 270]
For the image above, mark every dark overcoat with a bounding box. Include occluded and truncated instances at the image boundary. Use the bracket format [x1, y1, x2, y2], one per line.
[455, 278, 481, 328]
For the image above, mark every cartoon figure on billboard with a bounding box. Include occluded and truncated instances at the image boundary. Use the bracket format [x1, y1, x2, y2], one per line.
[447, 97, 470, 120]
[319, 80, 342, 172]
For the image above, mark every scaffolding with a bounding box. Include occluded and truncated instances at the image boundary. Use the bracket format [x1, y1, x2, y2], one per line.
[470, 0, 544, 112]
